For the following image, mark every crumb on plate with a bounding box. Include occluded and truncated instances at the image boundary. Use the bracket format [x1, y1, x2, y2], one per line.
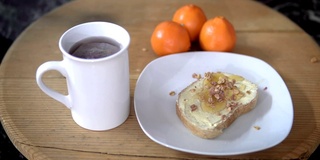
[169, 91, 176, 96]
[254, 126, 261, 130]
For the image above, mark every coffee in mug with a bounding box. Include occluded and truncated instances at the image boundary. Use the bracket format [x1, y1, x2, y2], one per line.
[36, 22, 130, 131]
[69, 36, 121, 59]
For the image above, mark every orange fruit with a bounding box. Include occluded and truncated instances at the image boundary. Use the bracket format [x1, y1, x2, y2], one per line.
[199, 16, 236, 52]
[172, 4, 207, 42]
[151, 21, 191, 56]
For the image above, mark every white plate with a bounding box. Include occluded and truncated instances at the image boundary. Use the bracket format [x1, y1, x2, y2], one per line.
[134, 51, 293, 156]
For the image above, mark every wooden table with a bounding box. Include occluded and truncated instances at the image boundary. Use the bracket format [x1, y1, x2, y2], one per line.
[1, 0, 319, 159]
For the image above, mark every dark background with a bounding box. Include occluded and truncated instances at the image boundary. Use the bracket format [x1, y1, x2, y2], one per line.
[0, 0, 319, 159]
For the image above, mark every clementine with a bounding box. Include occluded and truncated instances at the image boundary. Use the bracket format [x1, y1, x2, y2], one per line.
[199, 16, 236, 52]
[151, 21, 191, 56]
[172, 4, 207, 42]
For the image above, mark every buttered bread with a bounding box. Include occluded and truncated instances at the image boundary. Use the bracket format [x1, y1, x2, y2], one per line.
[176, 72, 258, 139]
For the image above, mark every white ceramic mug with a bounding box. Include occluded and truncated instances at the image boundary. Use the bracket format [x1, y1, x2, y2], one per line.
[36, 22, 130, 131]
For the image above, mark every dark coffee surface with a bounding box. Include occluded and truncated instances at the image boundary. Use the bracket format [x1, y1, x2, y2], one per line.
[70, 37, 120, 59]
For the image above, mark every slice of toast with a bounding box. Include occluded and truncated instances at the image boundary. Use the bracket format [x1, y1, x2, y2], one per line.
[176, 72, 258, 139]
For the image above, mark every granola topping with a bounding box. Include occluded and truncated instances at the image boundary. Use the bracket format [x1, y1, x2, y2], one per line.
[190, 104, 198, 111]
[192, 73, 201, 79]
[196, 72, 245, 113]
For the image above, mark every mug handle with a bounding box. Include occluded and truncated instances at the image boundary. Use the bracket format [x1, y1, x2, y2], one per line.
[36, 61, 72, 109]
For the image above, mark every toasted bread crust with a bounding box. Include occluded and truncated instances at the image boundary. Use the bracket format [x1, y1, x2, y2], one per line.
[176, 103, 223, 138]
[176, 72, 258, 139]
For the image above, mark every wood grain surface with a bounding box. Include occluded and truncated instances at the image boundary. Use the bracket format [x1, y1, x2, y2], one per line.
[0, 0, 319, 159]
